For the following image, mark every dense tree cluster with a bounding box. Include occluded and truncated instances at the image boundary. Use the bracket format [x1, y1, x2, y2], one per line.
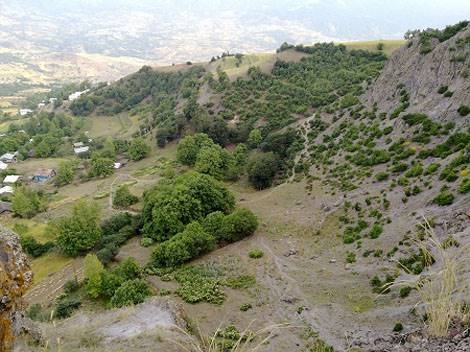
[141, 171, 235, 241]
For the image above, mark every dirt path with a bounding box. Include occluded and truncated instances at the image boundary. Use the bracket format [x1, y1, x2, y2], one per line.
[289, 115, 313, 182]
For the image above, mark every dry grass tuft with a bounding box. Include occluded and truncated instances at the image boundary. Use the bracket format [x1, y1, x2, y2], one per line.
[171, 321, 292, 352]
[392, 217, 469, 337]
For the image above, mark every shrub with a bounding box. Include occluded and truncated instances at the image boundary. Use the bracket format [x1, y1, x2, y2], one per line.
[151, 222, 216, 267]
[459, 178, 470, 193]
[240, 303, 252, 311]
[140, 237, 154, 247]
[176, 133, 214, 165]
[393, 323, 404, 332]
[141, 172, 235, 241]
[405, 163, 423, 178]
[56, 200, 102, 257]
[424, 163, 440, 175]
[56, 161, 75, 186]
[114, 257, 142, 281]
[433, 191, 454, 206]
[369, 223, 383, 239]
[84, 253, 104, 298]
[375, 171, 389, 181]
[247, 152, 279, 189]
[221, 208, 258, 243]
[128, 137, 150, 161]
[113, 185, 139, 208]
[88, 155, 114, 177]
[20, 235, 54, 258]
[201, 211, 225, 239]
[110, 279, 151, 308]
[457, 105, 470, 116]
[248, 249, 264, 259]
[346, 251, 356, 263]
[54, 296, 81, 319]
[12, 186, 46, 218]
[399, 286, 412, 298]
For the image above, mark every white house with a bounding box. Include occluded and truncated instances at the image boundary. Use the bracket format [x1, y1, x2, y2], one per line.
[49, 98, 58, 105]
[3, 175, 21, 184]
[0, 161, 7, 170]
[0, 185, 14, 195]
[68, 89, 90, 101]
[114, 162, 122, 169]
[19, 109, 33, 116]
[37, 102, 46, 109]
[74, 146, 90, 155]
[73, 141, 84, 148]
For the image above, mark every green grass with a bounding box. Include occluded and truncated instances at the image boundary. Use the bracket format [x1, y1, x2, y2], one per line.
[31, 252, 72, 284]
[342, 39, 406, 56]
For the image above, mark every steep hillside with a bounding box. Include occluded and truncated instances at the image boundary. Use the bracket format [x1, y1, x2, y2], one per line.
[2, 22, 469, 352]
[363, 22, 470, 123]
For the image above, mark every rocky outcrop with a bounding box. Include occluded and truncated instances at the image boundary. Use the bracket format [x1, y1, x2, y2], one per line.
[0, 225, 33, 352]
[363, 25, 470, 125]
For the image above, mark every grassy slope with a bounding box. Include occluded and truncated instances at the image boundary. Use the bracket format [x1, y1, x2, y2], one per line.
[342, 39, 406, 56]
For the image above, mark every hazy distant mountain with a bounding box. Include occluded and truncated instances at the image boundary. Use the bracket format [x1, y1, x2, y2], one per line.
[0, 0, 468, 88]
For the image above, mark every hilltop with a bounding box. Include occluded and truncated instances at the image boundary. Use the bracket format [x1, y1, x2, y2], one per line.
[1, 21, 469, 352]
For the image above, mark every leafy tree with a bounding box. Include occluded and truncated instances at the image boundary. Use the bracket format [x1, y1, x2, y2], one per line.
[88, 155, 114, 177]
[151, 222, 216, 267]
[55, 161, 75, 186]
[247, 129, 262, 148]
[221, 208, 258, 242]
[113, 257, 142, 281]
[20, 235, 54, 258]
[12, 186, 46, 218]
[100, 137, 116, 159]
[113, 185, 139, 208]
[247, 152, 279, 189]
[56, 200, 102, 256]
[128, 137, 150, 161]
[110, 279, 151, 308]
[141, 172, 235, 241]
[195, 145, 224, 178]
[84, 253, 104, 298]
[176, 133, 214, 165]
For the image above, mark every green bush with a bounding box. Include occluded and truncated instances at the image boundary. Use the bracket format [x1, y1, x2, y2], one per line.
[201, 211, 225, 239]
[54, 296, 81, 319]
[20, 235, 54, 258]
[375, 171, 389, 181]
[399, 286, 412, 298]
[221, 208, 258, 243]
[369, 223, 383, 239]
[110, 279, 151, 308]
[457, 105, 470, 116]
[248, 249, 264, 259]
[113, 185, 139, 208]
[247, 152, 279, 189]
[151, 222, 216, 267]
[128, 137, 151, 161]
[433, 191, 454, 206]
[459, 178, 470, 193]
[56, 200, 102, 257]
[12, 186, 46, 219]
[393, 323, 404, 332]
[240, 303, 252, 311]
[141, 172, 235, 241]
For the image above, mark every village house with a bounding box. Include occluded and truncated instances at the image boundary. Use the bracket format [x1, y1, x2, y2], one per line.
[68, 89, 90, 101]
[73, 141, 85, 148]
[0, 152, 18, 163]
[74, 146, 90, 156]
[32, 168, 56, 182]
[2, 175, 21, 184]
[19, 108, 33, 116]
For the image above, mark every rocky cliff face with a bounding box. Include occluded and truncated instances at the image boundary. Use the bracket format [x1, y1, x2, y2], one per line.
[363, 25, 470, 125]
[0, 225, 33, 352]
